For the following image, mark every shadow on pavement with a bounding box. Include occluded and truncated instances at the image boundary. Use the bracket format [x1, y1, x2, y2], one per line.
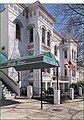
[0, 99, 21, 107]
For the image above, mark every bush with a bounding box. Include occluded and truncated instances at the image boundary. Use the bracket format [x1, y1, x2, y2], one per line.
[69, 83, 79, 95]
[77, 80, 84, 94]
[20, 87, 27, 96]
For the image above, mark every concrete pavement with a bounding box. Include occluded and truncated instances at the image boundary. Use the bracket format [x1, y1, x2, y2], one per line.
[1, 96, 83, 120]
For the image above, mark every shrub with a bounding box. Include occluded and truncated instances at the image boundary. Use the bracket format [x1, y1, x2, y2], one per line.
[77, 80, 84, 94]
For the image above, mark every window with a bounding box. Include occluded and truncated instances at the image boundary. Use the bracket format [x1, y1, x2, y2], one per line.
[54, 45, 57, 56]
[14, 5, 17, 11]
[64, 66, 67, 77]
[16, 23, 21, 40]
[22, 10, 25, 16]
[47, 32, 50, 46]
[33, 10, 36, 16]
[53, 68, 56, 75]
[64, 50, 67, 58]
[30, 12, 32, 17]
[42, 82, 45, 90]
[42, 69, 44, 72]
[72, 49, 74, 59]
[18, 8, 21, 14]
[2, 46, 5, 50]
[39, 11, 41, 16]
[72, 66, 75, 77]
[10, 4, 13, 8]
[29, 28, 33, 43]
[28, 51, 33, 55]
[47, 68, 50, 73]
[42, 28, 45, 44]
[74, 51, 76, 60]
[47, 82, 50, 88]
[29, 69, 33, 73]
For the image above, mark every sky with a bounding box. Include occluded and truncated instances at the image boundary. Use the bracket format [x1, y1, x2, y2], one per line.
[44, 4, 62, 32]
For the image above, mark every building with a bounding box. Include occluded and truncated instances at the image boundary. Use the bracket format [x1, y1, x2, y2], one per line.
[0, 1, 83, 95]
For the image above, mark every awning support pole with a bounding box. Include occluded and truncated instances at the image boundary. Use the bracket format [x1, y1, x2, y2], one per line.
[57, 67, 58, 90]
[41, 69, 43, 109]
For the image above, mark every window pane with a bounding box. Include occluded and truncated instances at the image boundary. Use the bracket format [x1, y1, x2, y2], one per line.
[64, 66, 67, 77]
[72, 66, 75, 77]
[42, 28, 45, 43]
[47, 32, 50, 46]
[47, 68, 50, 73]
[64, 50, 67, 58]
[29, 28, 33, 43]
[54, 45, 57, 56]
[72, 49, 74, 59]
[16, 23, 21, 40]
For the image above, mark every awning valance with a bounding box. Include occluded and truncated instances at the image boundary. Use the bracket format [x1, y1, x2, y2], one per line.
[0, 52, 60, 71]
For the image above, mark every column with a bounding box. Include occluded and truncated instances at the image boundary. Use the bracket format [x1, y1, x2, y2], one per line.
[54, 67, 60, 104]
[63, 83, 65, 92]
[50, 81, 52, 87]
[45, 82, 47, 90]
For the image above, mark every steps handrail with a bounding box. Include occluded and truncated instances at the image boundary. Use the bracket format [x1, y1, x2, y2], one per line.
[0, 70, 17, 86]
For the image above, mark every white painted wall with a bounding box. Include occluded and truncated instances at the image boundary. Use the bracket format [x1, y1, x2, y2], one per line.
[0, 2, 82, 93]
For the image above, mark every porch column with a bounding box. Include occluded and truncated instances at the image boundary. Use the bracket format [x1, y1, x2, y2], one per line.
[45, 82, 47, 90]
[63, 83, 65, 92]
[50, 81, 52, 87]
[54, 67, 60, 104]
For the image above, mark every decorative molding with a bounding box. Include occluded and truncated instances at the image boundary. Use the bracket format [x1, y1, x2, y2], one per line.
[13, 19, 24, 28]
[27, 23, 35, 30]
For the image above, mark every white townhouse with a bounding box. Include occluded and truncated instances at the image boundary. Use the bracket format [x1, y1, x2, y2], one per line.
[0, 1, 82, 94]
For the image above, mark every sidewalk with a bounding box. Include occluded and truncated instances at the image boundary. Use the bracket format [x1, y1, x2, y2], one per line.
[1, 97, 83, 120]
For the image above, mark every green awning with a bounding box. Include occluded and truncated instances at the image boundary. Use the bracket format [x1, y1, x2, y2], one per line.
[0, 52, 60, 71]
[0, 53, 8, 63]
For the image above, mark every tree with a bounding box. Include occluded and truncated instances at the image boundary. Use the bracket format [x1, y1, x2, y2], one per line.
[54, 4, 84, 62]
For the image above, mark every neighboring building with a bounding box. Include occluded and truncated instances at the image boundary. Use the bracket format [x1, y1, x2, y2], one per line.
[0, 1, 83, 94]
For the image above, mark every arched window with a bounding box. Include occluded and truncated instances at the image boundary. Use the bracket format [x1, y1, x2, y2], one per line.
[16, 23, 21, 40]
[42, 28, 45, 44]
[29, 27, 33, 43]
[47, 32, 50, 46]
[64, 49, 67, 58]
[54, 45, 57, 56]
